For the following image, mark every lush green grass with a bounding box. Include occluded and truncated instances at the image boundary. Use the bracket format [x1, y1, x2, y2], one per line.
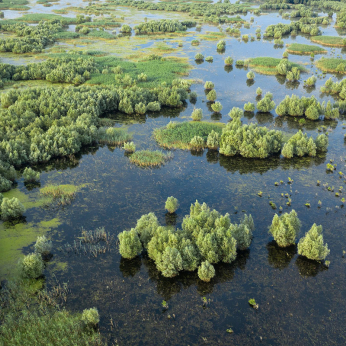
[154, 121, 224, 149]
[16, 14, 78, 24]
[96, 127, 132, 145]
[311, 36, 346, 47]
[87, 56, 190, 88]
[129, 150, 173, 167]
[87, 30, 115, 40]
[316, 58, 346, 73]
[248, 57, 306, 75]
[0, 0, 29, 10]
[286, 43, 327, 55]
[55, 31, 80, 39]
[0, 280, 104, 346]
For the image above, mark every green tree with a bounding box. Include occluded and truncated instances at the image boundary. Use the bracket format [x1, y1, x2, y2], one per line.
[118, 229, 143, 259]
[198, 260, 215, 282]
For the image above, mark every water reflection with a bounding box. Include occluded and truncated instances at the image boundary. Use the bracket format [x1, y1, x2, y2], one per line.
[267, 241, 296, 270]
[295, 256, 328, 277]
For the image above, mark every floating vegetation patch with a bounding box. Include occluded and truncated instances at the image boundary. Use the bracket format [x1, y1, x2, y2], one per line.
[311, 35, 346, 47]
[315, 58, 346, 74]
[286, 43, 327, 55]
[154, 121, 224, 150]
[40, 184, 84, 207]
[248, 57, 306, 75]
[129, 150, 173, 167]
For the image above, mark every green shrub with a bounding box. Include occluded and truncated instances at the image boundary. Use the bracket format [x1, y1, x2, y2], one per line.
[1, 197, 25, 220]
[224, 57, 233, 65]
[269, 210, 301, 247]
[134, 19, 191, 34]
[220, 109, 283, 158]
[257, 93, 275, 113]
[198, 260, 215, 282]
[123, 141, 136, 153]
[204, 81, 214, 90]
[286, 67, 300, 82]
[23, 167, 40, 183]
[211, 101, 222, 113]
[246, 71, 255, 80]
[137, 72, 147, 81]
[195, 53, 204, 61]
[18, 253, 44, 279]
[34, 235, 52, 256]
[231, 214, 254, 250]
[97, 127, 132, 145]
[191, 39, 199, 46]
[207, 130, 219, 149]
[120, 24, 131, 33]
[118, 229, 143, 259]
[157, 246, 183, 277]
[135, 212, 159, 247]
[216, 39, 226, 50]
[244, 102, 255, 112]
[190, 136, 205, 150]
[297, 224, 330, 261]
[81, 308, 100, 327]
[206, 89, 217, 102]
[191, 108, 203, 121]
[281, 131, 325, 158]
[304, 76, 317, 87]
[256, 87, 262, 96]
[235, 60, 244, 66]
[165, 196, 179, 213]
[0, 176, 13, 192]
[205, 56, 213, 62]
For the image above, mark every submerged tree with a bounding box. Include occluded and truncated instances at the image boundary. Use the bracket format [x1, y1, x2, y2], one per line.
[297, 224, 330, 261]
[118, 229, 143, 259]
[269, 210, 301, 247]
[165, 196, 179, 213]
[198, 260, 215, 282]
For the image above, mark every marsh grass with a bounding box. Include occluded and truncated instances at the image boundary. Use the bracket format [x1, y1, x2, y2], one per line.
[315, 58, 346, 74]
[311, 36, 346, 47]
[248, 57, 306, 75]
[129, 150, 173, 167]
[154, 121, 224, 149]
[286, 43, 327, 55]
[96, 127, 132, 145]
[16, 14, 78, 24]
[40, 185, 79, 206]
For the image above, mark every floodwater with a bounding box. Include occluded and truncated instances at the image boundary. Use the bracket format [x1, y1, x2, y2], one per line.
[1, 3, 346, 345]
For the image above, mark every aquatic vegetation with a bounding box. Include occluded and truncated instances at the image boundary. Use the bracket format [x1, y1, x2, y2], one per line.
[216, 39, 226, 51]
[248, 298, 258, 309]
[211, 101, 223, 113]
[256, 87, 262, 96]
[81, 308, 100, 327]
[321, 77, 346, 100]
[119, 200, 253, 277]
[129, 150, 173, 167]
[207, 130, 219, 149]
[40, 185, 78, 206]
[1, 197, 25, 220]
[276, 95, 339, 120]
[190, 136, 205, 150]
[304, 76, 317, 87]
[118, 229, 143, 259]
[281, 131, 328, 158]
[224, 57, 233, 66]
[205, 56, 213, 62]
[219, 108, 283, 158]
[191, 108, 203, 121]
[244, 102, 255, 112]
[248, 57, 305, 75]
[34, 235, 52, 257]
[298, 224, 330, 261]
[165, 196, 179, 214]
[269, 210, 301, 247]
[22, 167, 40, 183]
[120, 24, 131, 33]
[311, 35, 346, 47]
[195, 53, 204, 61]
[204, 81, 214, 90]
[123, 141, 136, 153]
[154, 121, 223, 150]
[18, 252, 44, 279]
[286, 43, 326, 55]
[134, 19, 193, 34]
[206, 89, 217, 102]
[257, 92, 276, 113]
[246, 71, 255, 80]
[316, 58, 346, 74]
[198, 261, 215, 282]
[286, 67, 300, 82]
[191, 39, 200, 46]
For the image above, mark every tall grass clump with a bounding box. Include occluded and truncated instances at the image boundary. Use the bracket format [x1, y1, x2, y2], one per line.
[129, 150, 173, 167]
[97, 127, 132, 145]
[123, 141, 136, 153]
